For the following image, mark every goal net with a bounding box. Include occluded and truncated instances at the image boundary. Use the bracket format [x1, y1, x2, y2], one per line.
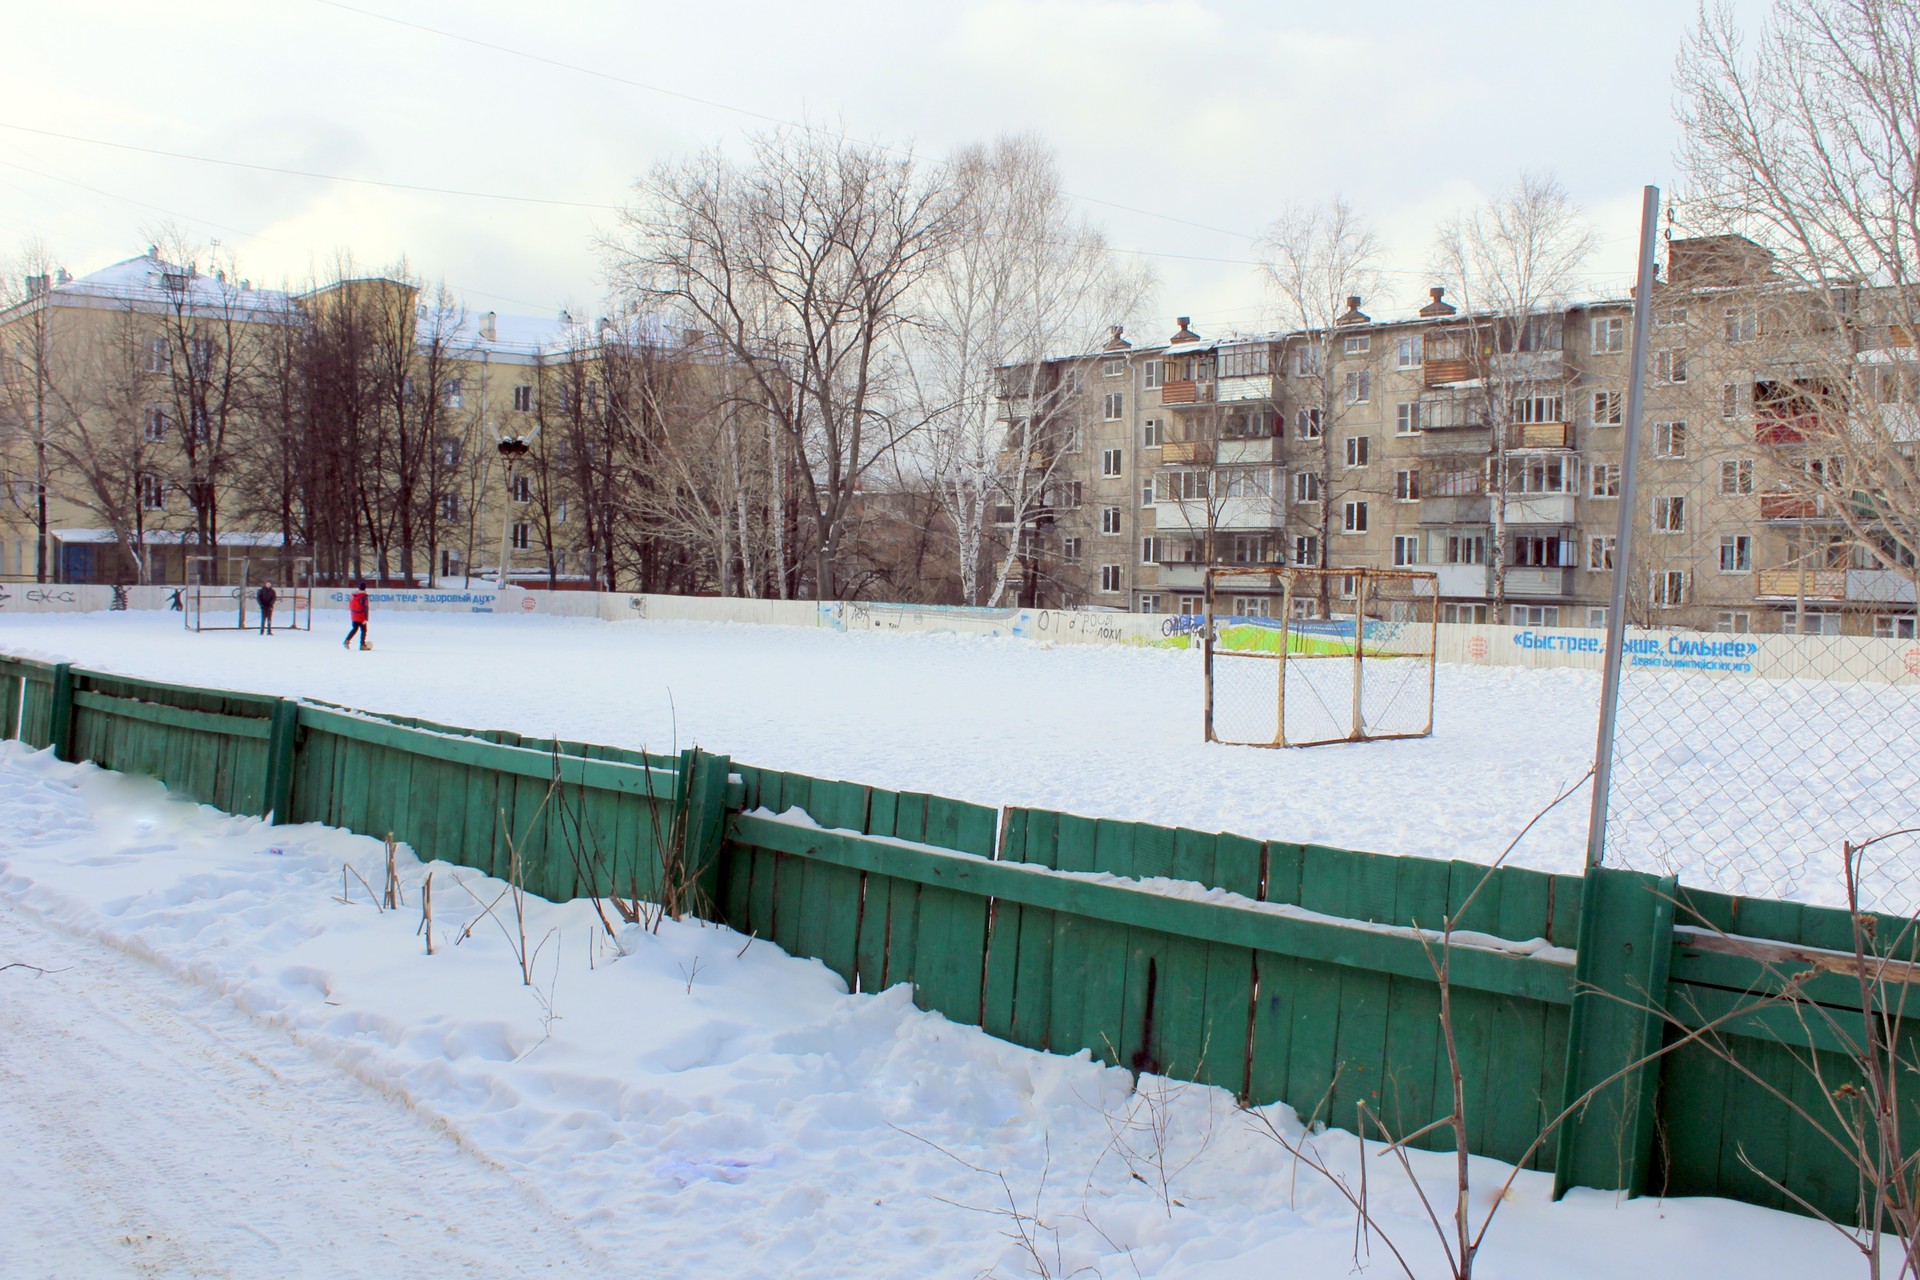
[182, 555, 315, 632]
[1204, 566, 1438, 748]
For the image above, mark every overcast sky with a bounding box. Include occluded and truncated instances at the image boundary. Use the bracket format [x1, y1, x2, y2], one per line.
[0, 0, 1775, 336]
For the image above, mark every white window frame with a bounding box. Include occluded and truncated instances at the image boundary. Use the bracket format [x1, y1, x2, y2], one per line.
[1392, 534, 1421, 567]
[511, 474, 533, 505]
[1656, 349, 1688, 384]
[1591, 315, 1627, 353]
[1394, 401, 1421, 435]
[1393, 467, 1419, 501]
[1874, 614, 1918, 639]
[1719, 458, 1754, 495]
[1101, 448, 1123, 477]
[1142, 417, 1161, 447]
[138, 473, 165, 511]
[1652, 494, 1686, 533]
[1291, 471, 1321, 503]
[1589, 461, 1621, 498]
[1102, 392, 1123, 421]
[1344, 435, 1371, 468]
[513, 384, 533, 413]
[1588, 535, 1616, 571]
[511, 522, 531, 551]
[1099, 505, 1122, 535]
[1341, 500, 1369, 534]
[1099, 564, 1123, 593]
[1718, 533, 1753, 574]
[1293, 534, 1319, 566]
[1724, 307, 1758, 343]
[1590, 390, 1622, 426]
[1140, 479, 1154, 508]
[1396, 335, 1422, 369]
[1102, 357, 1126, 378]
[1061, 536, 1082, 564]
[1344, 370, 1371, 404]
[1343, 333, 1371, 355]
[1716, 610, 1753, 634]
[1143, 360, 1162, 389]
[1140, 536, 1158, 565]
[1650, 568, 1688, 608]
[1654, 420, 1688, 458]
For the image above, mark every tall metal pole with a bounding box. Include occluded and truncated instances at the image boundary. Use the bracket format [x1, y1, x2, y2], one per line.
[1585, 185, 1662, 870]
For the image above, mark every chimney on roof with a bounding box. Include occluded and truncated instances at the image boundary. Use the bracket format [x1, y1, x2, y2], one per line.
[24, 274, 48, 299]
[1169, 316, 1201, 344]
[1104, 324, 1131, 351]
[479, 310, 498, 341]
[559, 308, 573, 325]
[55, 268, 70, 285]
[1419, 287, 1456, 318]
[146, 244, 158, 258]
[1335, 296, 1370, 327]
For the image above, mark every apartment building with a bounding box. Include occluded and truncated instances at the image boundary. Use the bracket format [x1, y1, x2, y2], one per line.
[994, 236, 1919, 638]
[0, 250, 603, 587]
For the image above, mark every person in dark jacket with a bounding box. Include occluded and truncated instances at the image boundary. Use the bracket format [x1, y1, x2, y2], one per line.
[344, 582, 371, 650]
[256, 580, 278, 635]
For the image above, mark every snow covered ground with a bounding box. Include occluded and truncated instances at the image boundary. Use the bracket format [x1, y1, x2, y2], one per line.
[5, 608, 1917, 907]
[0, 745, 1866, 1278]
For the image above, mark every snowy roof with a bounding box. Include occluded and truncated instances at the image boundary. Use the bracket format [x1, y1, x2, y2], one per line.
[26, 253, 299, 324]
[53, 528, 286, 546]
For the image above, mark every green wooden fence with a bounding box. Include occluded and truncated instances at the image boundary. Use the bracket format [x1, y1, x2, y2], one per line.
[1, 654, 1912, 1229]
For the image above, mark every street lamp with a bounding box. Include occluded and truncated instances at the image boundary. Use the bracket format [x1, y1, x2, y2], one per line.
[495, 435, 531, 589]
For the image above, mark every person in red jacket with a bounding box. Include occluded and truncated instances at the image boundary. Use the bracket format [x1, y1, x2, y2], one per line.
[344, 582, 371, 650]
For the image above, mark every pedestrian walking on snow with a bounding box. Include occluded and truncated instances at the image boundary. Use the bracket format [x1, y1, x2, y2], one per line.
[344, 582, 371, 650]
[256, 580, 277, 635]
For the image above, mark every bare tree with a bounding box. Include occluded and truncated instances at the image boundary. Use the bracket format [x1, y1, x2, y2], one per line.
[908, 134, 1147, 605]
[1260, 200, 1383, 611]
[1431, 174, 1595, 618]
[0, 240, 62, 581]
[1677, 0, 1920, 617]
[608, 126, 960, 600]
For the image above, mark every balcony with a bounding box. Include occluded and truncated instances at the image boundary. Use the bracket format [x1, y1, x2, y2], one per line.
[1757, 493, 1836, 522]
[1161, 439, 1213, 465]
[1154, 494, 1285, 533]
[1490, 350, 1565, 381]
[1420, 494, 1490, 525]
[1156, 561, 1208, 590]
[1421, 429, 1492, 457]
[1217, 437, 1283, 465]
[1216, 374, 1281, 403]
[1755, 414, 1820, 445]
[1848, 568, 1918, 605]
[1160, 380, 1213, 408]
[1504, 493, 1578, 525]
[1424, 357, 1476, 387]
[1756, 567, 1846, 601]
[1514, 421, 1572, 450]
[1504, 566, 1576, 597]
[1433, 563, 1491, 598]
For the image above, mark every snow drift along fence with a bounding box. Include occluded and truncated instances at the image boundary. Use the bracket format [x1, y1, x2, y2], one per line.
[1, 653, 1913, 1230]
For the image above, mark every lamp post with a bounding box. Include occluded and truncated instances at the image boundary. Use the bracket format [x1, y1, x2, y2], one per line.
[495, 435, 530, 589]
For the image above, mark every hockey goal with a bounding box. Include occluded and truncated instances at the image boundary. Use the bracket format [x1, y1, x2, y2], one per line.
[182, 555, 315, 632]
[1203, 566, 1438, 748]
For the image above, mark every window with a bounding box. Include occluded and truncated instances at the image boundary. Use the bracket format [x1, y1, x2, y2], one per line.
[1591, 315, 1626, 353]
[1293, 344, 1321, 376]
[1588, 535, 1616, 571]
[1654, 306, 1688, 329]
[1650, 569, 1688, 607]
[1718, 534, 1753, 573]
[1101, 448, 1123, 477]
[1165, 471, 1209, 501]
[1054, 481, 1083, 508]
[444, 379, 464, 409]
[1587, 606, 1610, 630]
[1652, 494, 1686, 533]
[1061, 536, 1081, 563]
[1590, 390, 1622, 426]
[1394, 401, 1421, 435]
[440, 438, 460, 467]
[1143, 360, 1162, 389]
[1590, 461, 1620, 498]
[1513, 534, 1576, 567]
[188, 404, 210, 444]
[1142, 418, 1162, 448]
[1221, 468, 1273, 499]
[1510, 454, 1574, 494]
[1396, 336, 1422, 368]
[1392, 534, 1421, 567]
[511, 474, 533, 504]
[1442, 603, 1489, 624]
[1344, 333, 1371, 354]
[1099, 505, 1122, 535]
[1654, 420, 1688, 458]
[1230, 533, 1270, 564]
[1292, 534, 1319, 566]
[1177, 594, 1205, 615]
[1784, 611, 1841, 635]
[1724, 307, 1757, 342]
[993, 503, 1015, 526]
[1102, 392, 1123, 421]
[440, 493, 461, 521]
[1099, 564, 1123, 593]
[1512, 394, 1564, 424]
[1875, 615, 1918, 639]
[1717, 610, 1753, 634]
[1393, 468, 1420, 501]
[1656, 350, 1688, 383]
[1140, 536, 1159, 564]
[143, 406, 168, 442]
[146, 337, 170, 373]
[188, 337, 214, 375]
[1344, 436, 1371, 468]
[1511, 605, 1561, 627]
[1230, 595, 1271, 618]
[138, 474, 165, 511]
[1140, 479, 1155, 508]
[511, 522, 531, 550]
[1137, 593, 1162, 614]
[1446, 534, 1486, 565]
[1342, 500, 1369, 533]
[1296, 407, 1323, 439]
[1103, 357, 1125, 378]
[1344, 370, 1371, 404]
[1291, 471, 1322, 502]
[513, 384, 533, 413]
[1719, 459, 1754, 495]
[1721, 383, 1740, 420]
[556, 499, 569, 525]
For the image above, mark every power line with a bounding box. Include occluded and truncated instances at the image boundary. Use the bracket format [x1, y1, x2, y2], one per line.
[306, 0, 1261, 243]
[0, 121, 617, 211]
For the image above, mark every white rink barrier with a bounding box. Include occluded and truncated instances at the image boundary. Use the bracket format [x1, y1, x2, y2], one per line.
[6, 581, 1917, 685]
